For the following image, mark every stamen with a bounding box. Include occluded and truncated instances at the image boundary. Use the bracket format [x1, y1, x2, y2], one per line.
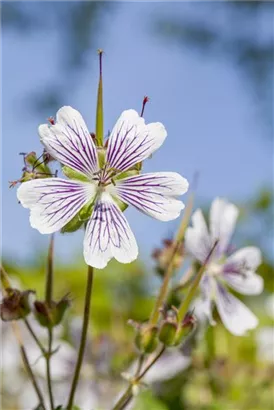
[140, 96, 150, 117]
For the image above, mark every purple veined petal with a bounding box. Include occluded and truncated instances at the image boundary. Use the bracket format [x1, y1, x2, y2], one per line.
[185, 209, 213, 263]
[209, 198, 239, 256]
[222, 246, 263, 295]
[83, 192, 138, 269]
[215, 283, 258, 336]
[17, 178, 96, 234]
[39, 106, 98, 178]
[110, 172, 188, 222]
[106, 110, 167, 172]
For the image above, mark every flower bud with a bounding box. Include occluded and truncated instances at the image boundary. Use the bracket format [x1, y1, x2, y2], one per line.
[152, 238, 184, 276]
[173, 312, 196, 346]
[0, 288, 34, 321]
[34, 295, 71, 328]
[158, 320, 177, 346]
[135, 324, 158, 353]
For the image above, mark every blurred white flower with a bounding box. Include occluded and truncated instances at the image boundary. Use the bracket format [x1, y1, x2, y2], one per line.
[256, 326, 274, 363]
[185, 198, 263, 336]
[265, 293, 274, 319]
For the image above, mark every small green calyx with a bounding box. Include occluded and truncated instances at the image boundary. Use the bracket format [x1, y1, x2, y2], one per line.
[158, 320, 177, 346]
[173, 312, 197, 346]
[61, 199, 95, 233]
[134, 323, 159, 354]
[34, 295, 71, 328]
[0, 288, 34, 321]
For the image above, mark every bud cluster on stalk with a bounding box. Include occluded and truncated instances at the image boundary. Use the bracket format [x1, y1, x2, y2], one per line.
[152, 238, 184, 276]
[129, 307, 196, 353]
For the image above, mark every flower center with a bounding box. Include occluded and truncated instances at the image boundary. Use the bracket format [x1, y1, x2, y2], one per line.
[207, 261, 222, 277]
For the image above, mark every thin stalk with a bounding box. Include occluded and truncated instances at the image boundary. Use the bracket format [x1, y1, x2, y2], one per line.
[45, 234, 55, 410]
[24, 318, 47, 355]
[67, 265, 94, 410]
[20, 345, 46, 409]
[112, 345, 166, 410]
[177, 240, 218, 322]
[12, 322, 46, 409]
[45, 234, 54, 305]
[149, 192, 194, 325]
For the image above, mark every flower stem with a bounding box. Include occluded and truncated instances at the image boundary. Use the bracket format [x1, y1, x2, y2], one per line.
[24, 317, 47, 355]
[96, 49, 104, 146]
[21, 345, 46, 409]
[12, 322, 46, 409]
[112, 345, 166, 410]
[45, 234, 55, 410]
[67, 265, 94, 410]
[177, 240, 218, 322]
[149, 193, 194, 326]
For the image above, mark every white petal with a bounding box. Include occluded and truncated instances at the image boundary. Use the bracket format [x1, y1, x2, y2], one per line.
[222, 247, 263, 295]
[215, 284, 258, 336]
[110, 172, 188, 221]
[222, 271, 263, 295]
[225, 247, 262, 271]
[39, 106, 98, 178]
[185, 209, 212, 263]
[106, 109, 167, 172]
[209, 198, 239, 255]
[84, 192, 138, 269]
[17, 178, 95, 234]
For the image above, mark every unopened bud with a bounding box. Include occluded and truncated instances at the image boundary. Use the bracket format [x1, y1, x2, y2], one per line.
[158, 320, 177, 346]
[135, 324, 158, 353]
[173, 312, 196, 345]
[34, 295, 71, 328]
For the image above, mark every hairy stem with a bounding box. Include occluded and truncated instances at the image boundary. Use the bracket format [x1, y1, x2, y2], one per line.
[67, 265, 94, 410]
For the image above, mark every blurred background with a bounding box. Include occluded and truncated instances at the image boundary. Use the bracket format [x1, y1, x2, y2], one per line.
[1, 2, 274, 410]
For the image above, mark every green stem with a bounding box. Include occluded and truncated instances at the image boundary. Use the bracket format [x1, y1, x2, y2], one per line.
[24, 318, 47, 355]
[112, 346, 166, 410]
[45, 234, 55, 410]
[149, 193, 194, 326]
[67, 265, 94, 410]
[45, 234, 54, 305]
[20, 345, 46, 409]
[177, 241, 218, 322]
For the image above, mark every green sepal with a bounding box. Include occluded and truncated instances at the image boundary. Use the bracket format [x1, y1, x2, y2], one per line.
[62, 166, 90, 183]
[113, 169, 139, 182]
[61, 213, 84, 233]
[61, 200, 95, 233]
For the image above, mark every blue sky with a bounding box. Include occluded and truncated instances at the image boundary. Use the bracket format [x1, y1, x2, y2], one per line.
[2, 3, 272, 265]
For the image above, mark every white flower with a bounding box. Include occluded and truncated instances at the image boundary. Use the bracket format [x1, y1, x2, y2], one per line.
[185, 198, 263, 336]
[17, 107, 188, 269]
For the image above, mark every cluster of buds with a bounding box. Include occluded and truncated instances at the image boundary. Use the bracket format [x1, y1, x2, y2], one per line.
[0, 288, 34, 321]
[9, 148, 56, 188]
[34, 294, 71, 328]
[0, 286, 71, 329]
[129, 308, 196, 353]
[152, 238, 184, 276]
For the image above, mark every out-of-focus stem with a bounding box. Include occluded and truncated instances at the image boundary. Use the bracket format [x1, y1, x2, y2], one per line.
[149, 192, 194, 326]
[12, 322, 46, 409]
[24, 318, 47, 355]
[177, 241, 218, 322]
[67, 265, 94, 410]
